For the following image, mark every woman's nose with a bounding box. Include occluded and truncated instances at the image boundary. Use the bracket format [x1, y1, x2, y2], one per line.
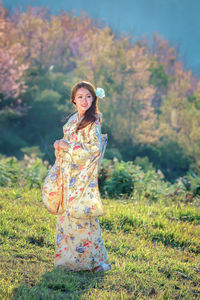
[82, 97, 87, 102]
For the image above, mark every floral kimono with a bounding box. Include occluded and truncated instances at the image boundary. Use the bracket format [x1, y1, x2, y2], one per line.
[54, 111, 109, 271]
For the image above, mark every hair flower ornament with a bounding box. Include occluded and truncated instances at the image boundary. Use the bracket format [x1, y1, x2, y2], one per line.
[96, 87, 105, 99]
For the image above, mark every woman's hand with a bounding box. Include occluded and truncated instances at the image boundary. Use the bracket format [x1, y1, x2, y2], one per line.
[59, 140, 69, 150]
[54, 139, 69, 150]
[53, 140, 61, 150]
[50, 211, 59, 215]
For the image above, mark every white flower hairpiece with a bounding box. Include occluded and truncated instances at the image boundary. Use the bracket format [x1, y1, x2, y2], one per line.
[96, 87, 105, 99]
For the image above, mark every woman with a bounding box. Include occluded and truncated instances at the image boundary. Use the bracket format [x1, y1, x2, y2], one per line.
[52, 81, 111, 273]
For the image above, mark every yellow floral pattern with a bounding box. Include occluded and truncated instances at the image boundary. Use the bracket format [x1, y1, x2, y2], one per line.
[55, 215, 109, 271]
[52, 112, 109, 270]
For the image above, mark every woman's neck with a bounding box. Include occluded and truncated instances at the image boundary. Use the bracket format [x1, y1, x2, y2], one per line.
[77, 111, 85, 120]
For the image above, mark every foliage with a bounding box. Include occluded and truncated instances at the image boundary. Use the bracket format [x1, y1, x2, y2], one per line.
[0, 4, 200, 179]
[20, 146, 44, 158]
[1, 153, 200, 204]
[134, 155, 155, 172]
[104, 147, 123, 161]
[0, 155, 20, 186]
[0, 6, 29, 102]
[179, 170, 200, 196]
[148, 61, 174, 88]
[101, 160, 134, 198]
[99, 158, 200, 204]
[0, 154, 49, 188]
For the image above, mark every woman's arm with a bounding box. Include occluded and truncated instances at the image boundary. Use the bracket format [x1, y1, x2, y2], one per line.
[53, 113, 77, 151]
[64, 121, 103, 166]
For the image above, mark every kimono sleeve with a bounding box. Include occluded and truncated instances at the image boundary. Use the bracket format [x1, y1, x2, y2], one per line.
[65, 121, 103, 166]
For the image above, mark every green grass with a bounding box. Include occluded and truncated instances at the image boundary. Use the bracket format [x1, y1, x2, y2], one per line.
[0, 187, 199, 299]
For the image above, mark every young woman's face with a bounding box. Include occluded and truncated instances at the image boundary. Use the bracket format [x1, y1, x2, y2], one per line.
[74, 87, 93, 114]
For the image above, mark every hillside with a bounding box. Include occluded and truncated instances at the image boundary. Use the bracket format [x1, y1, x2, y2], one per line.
[0, 187, 199, 299]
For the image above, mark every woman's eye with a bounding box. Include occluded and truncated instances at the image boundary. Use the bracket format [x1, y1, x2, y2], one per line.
[77, 95, 91, 99]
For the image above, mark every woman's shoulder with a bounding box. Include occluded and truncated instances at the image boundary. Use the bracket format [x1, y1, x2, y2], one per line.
[98, 112, 103, 118]
[63, 112, 77, 128]
[95, 112, 103, 125]
[85, 113, 102, 134]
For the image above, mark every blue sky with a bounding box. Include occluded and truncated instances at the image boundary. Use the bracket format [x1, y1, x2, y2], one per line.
[2, 0, 200, 76]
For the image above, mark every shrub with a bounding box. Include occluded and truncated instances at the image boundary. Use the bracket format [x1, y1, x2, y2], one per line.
[102, 161, 134, 198]
[99, 158, 200, 203]
[0, 154, 49, 188]
[0, 156, 20, 186]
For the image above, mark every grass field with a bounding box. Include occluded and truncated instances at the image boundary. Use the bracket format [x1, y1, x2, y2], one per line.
[0, 186, 199, 299]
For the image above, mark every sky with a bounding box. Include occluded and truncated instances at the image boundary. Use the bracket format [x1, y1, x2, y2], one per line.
[2, 0, 200, 76]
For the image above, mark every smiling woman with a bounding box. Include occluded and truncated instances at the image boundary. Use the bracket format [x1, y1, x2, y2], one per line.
[42, 81, 110, 273]
[74, 87, 93, 116]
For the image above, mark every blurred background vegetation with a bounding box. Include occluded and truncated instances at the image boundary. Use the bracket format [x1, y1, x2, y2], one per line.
[0, 4, 200, 188]
[0, 4, 199, 298]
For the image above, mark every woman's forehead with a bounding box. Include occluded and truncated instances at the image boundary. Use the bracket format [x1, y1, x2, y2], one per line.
[76, 87, 91, 95]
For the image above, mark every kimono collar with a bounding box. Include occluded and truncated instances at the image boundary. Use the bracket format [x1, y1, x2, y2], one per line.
[75, 111, 84, 122]
[75, 111, 102, 122]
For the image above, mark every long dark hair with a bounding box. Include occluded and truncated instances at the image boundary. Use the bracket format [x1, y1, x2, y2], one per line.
[64, 81, 102, 133]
